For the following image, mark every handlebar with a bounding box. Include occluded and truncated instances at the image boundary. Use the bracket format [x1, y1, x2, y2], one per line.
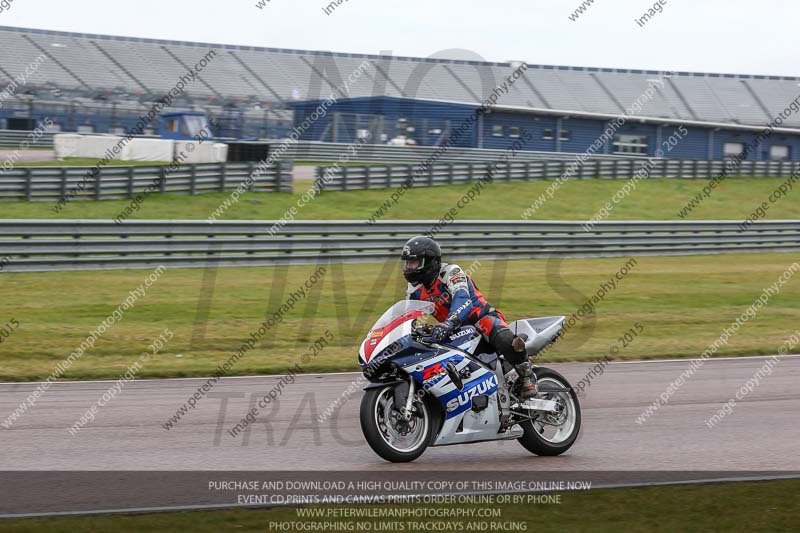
[413, 323, 434, 338]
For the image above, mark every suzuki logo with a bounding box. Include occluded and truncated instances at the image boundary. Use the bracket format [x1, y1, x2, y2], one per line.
[421, 363, 445, 382]
[449, 329, 472, 341]
[446, 375, 498, 412]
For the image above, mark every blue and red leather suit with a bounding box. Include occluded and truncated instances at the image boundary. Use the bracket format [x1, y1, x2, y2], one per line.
[405, 262, 511, 343]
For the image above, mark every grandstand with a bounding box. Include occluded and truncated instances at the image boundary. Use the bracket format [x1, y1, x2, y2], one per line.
[1, 25, 800, 157]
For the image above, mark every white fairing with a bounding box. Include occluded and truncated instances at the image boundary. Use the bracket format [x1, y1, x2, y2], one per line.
[508, 316, 566, 356]
[433, 393, 503, 446]
[359, 320, 413, 365]
[401, 345, 506, 446]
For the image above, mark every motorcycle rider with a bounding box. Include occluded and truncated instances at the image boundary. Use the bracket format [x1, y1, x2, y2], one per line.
[401, 235, 537, 399]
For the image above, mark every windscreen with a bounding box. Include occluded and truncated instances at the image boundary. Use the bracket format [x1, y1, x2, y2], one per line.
[370, 300, 435, 331]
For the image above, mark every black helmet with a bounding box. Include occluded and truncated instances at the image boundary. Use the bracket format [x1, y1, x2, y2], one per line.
[401, 236, 441, 286]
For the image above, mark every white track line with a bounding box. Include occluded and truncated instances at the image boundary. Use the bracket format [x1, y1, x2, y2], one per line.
[1, 354, 798, 386]
[1, 474, 798, 520]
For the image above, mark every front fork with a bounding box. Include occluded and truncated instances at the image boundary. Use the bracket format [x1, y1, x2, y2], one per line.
[400, 378, 415, 421]
[384, 374, 416, 420]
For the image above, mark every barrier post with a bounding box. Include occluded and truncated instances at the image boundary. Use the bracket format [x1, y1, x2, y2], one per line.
[25, 169, 33, 201]
[190, 164, 198, 195]
[94, 170, 102, 201]
[159, 167, 167, 194]
[127, 167, 135, 198]
[60, 167, 68, 202]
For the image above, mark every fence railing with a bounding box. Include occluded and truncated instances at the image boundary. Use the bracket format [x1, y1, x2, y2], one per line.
[315, 159, 800, 191]
[0, 162, 293, 202]
[273, 140, 638, 164]
[0, 220, 797, 272]
[0, 129, 56, 148]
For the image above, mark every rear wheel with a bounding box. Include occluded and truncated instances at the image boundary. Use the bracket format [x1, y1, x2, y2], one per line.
[360, 384, 432, 463]
[517, 367, 581, 456]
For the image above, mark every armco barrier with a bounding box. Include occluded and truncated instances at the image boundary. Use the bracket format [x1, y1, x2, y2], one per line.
[0, 129, 56, 148]
[0, 132, 631, 162]
[0, 162, 292, 202]
[0, 220, 797, 272]
[315, 159, 800, 191]
[271, 140, 636, 164]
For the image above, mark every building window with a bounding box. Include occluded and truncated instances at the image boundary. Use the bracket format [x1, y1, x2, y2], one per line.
[542, 129, 554, 140]
[509, 126, 521, 138]
[559, 130, 571, 142]
[723, 142, 745, 159]
[613, 134, 648, 155]
[492, 125, 504, 137]
[770, 145, 790, 161]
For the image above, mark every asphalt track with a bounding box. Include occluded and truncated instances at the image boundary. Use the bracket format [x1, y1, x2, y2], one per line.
[1, 355, 799, 516]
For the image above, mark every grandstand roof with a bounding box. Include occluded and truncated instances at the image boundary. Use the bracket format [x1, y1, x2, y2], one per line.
[2, 25, 799, 129]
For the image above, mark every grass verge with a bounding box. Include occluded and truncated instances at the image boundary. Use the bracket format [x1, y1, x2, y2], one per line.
[0, 253, 797, 381]
[0, 176, 797, 220]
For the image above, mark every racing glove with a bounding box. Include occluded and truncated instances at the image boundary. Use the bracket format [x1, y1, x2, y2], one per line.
[426, 317, 461, 343]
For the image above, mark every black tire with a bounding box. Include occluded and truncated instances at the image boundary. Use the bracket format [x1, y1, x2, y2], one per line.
[360, 385, 432, 463]
[517, 367, 581, 456]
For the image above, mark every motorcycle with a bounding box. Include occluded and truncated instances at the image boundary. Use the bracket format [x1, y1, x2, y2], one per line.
[358, 300, 581, 463]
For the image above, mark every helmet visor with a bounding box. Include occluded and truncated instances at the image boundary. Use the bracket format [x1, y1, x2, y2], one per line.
[404, 258, 423, 270]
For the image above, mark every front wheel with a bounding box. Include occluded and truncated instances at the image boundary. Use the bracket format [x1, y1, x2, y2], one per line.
[360, 384, 432, 463]
[517, 367, 581, 456]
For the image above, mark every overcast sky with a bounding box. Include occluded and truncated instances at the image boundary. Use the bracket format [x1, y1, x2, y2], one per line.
[1, 0, 797, 76]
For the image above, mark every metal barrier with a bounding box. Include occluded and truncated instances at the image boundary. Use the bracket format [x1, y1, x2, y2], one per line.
[0, 129, 56, 148]
[0, 162, 293, 202]
[0, 220, 797, 272]
[315, 159, 800, 191]
[273, 140, 637, 164]
[0, 133, 636, 162]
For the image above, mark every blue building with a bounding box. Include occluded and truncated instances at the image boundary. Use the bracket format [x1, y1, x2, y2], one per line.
[289, 96, 800, 161]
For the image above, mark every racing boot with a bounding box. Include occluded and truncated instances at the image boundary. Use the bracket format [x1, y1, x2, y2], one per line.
[515, 360, 537, 400]
[512, 337, 537, 399]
